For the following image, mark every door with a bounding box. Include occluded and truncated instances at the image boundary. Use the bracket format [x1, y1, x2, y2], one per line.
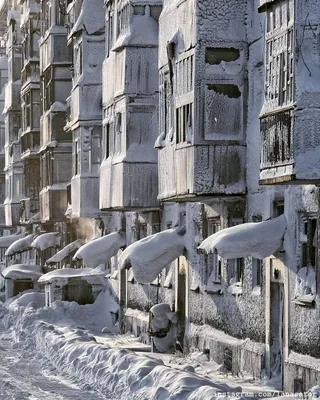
[63, 279, 94, 305]
[270, 282, 284, 384]
[175, 256, 188, 350]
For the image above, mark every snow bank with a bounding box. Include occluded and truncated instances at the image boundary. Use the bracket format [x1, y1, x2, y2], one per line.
[38, 267, 106, 286]
[73, 231, 126, 268]
[5, 234, 35, 256]
[8, 291, 45, 310]
[0, 233, 22, 248]
[198, 215, 286, 259]
[2, 264, 42, 280]
[31, 232, 61, 251]
[120, 226, 186, 284]
[46, 239, 84, 265]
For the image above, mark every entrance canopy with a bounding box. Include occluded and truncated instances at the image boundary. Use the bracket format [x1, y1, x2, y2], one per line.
[73, 231, 126, 269]
[5, 234, 35, 257]
[198, 214, 286, 259]
[2, 264, 42, 280]
[120, 226, 186, 284]
[46, 239, 84, 265]
[0, 233, 22, 249]
[31, 232, 61, 251]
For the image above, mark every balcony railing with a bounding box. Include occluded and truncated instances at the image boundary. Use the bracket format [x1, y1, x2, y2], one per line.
[21, 62, 40, 87]
[260, 110, 293, 170]
[67, 0, 84, 30]
[20, 197, 40, 223]
[21, 131, 40, 155]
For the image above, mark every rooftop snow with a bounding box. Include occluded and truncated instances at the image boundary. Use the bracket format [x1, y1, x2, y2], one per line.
[38, 267, 106, 285]
[198, 214, 286, 259]
[120, 226, 186, 284]
[46, 239, 84, 265]
[5, 234, 35, 256]
[73, 231, 126, 269]
[2, 264, 43, 280]
[31, 232, 61, 251]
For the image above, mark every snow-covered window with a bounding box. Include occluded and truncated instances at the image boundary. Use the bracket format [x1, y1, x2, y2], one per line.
[115, 113, 122, 154]
[176, 103, 192, 144]
[252, 258, 262, 287]
[116, 3, 130, 39]
[205, 217, 222, 284]
[42, 68, 54, 112]
[74, 41, 83, 82]
[265, 0, 294, 107]
[227, 218, 244, 285]
[300, 215, 317, 268]
[103, 123, 111, 159]
[74, 140, 79, 175]
[106, 6, 114, 57]
[159, 70, 173, 138]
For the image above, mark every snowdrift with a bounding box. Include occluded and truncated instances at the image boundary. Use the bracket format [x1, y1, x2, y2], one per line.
[2, 264, 43, 280]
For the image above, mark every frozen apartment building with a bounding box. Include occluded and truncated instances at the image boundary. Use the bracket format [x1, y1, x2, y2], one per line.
[38, 0, 72, 258]
[117, 0, 320, 393]
[65, 0, 106, 240]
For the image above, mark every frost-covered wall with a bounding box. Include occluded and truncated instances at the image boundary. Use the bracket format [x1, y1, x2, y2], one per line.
[99, 0, 161, 210]
[67, 0, 105, 219]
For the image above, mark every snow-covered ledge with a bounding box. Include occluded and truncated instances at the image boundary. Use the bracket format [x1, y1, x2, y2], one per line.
[292, 266, 316, 307]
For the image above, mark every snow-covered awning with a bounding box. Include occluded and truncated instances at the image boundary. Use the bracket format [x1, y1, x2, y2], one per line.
[38, 267, 106, 286]
[198, 214, 286, 259]
[31, 232, 61, 251]
[0, 233, 22, 248]
[73, 231, 126, 268]
[46, 239, 84, 265]
[120, 226, 186, 284]
[2, 264, 42, 280]
[5, 234, 35, 256]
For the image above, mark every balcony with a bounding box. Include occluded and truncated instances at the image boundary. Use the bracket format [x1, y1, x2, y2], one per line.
[40, 108, 68, 150]
[21, 62, 40, 88]
[40, 184, 68, 222]
[157, 144, 246, 201]
[4, 81, 21, 112]
[40, 32, 72, 73]
[20, 197, 40, 224]
[21, 131, 40, 158]
[67, 0, 83, 39]
[259, 108, 320, 184]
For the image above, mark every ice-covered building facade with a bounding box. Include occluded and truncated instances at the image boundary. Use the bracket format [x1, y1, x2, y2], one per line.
[0, 0, 319, 393]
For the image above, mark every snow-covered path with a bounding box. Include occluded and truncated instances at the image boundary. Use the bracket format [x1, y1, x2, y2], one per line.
[0, 323, 110, 400]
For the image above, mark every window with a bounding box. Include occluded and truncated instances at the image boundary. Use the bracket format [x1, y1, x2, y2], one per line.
[74, 141, 79, 175]
[300, 215, 317, 268]
[159, 71, 173, 139]
[115, 113, 122, 153]
[205, 217, 222, 284]
[228, 218, 244, 284]
[104, 123, 111, 159]
[74, 42, 83, 82]
[252, 258, 263, 287]
[176, 103, 193, 143]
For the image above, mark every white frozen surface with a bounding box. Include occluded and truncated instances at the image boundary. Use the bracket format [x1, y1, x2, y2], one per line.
[198, 215, 286, 259]
[2, 264, 42, 280]
[8, 291, 45, 310]
[120, 226, 186, 284]
[73, 231, 126, 269]
[38, 267, 106, 285]
[31, 232, 61, 251]
[0, 233, 22, 249]
[71, 0, 104, 35]
[5, 234, 35, 256]
[46, 239, 84, 265]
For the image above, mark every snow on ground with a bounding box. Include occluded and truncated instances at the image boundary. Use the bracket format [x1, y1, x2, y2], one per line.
[0, 289, 256, 400]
